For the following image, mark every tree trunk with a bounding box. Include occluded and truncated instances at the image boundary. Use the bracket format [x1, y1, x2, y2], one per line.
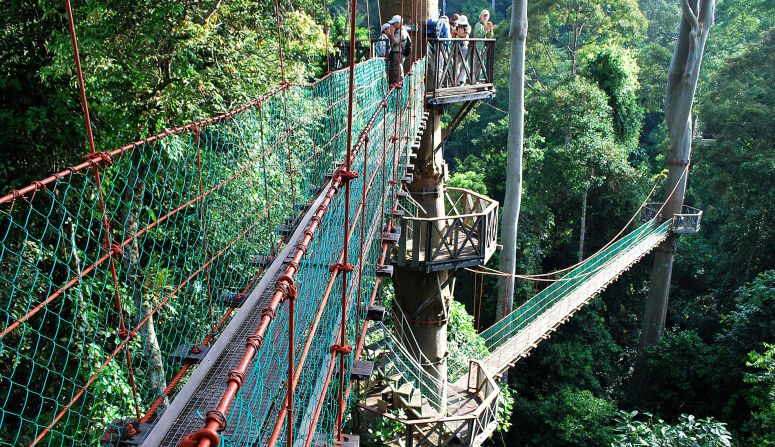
[123, 154, 169, 410]
[641, 0, 715, 348]
[578, 184, 588, 262]
[496, 0, 528, 321]
[381, 0, 448, 412]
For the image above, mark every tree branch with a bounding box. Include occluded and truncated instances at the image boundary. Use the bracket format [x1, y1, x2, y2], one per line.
[202, 0, 223, 24]
[698, 0, 716, 26]
[681, 0, 700, 31]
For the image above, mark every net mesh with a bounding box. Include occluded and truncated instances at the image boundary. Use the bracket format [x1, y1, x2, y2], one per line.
[0, 57, 405, 446]
[217, 59, 427, 447]
[477, 219, 673, 356]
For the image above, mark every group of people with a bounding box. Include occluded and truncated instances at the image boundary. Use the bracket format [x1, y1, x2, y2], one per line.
[430, 10, 494, 85]
[374, 10, 495, 86]
[432, 10, 494, 42]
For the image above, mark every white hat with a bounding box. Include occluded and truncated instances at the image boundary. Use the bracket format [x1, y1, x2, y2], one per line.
[381, 23, 391, 32]
[388, 15, 402, 24]
[457, 15, 469, 26]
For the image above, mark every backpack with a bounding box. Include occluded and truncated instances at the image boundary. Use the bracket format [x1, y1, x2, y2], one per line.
[426, 18, 438, 37]
[375, 35, 388, 57]
[436, 19, 450, 38]
[402, 34, 412, 57]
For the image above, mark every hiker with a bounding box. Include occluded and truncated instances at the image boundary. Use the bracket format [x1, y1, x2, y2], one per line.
[473, 10, 494, 39]
[449, 14, 459, 37]
[454, 15, 470, 85]
[385, 15, 411, 84]
[472, 10, 494, 82]
[436, 15, 451, 38]
[375, 23, 390, 58]
[425, 15, 450, 88]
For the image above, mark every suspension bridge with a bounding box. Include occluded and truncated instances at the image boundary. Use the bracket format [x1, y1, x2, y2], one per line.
[0, 4, 703, 447]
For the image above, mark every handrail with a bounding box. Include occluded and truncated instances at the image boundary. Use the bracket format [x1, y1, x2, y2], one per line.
[427, 38, 497, 42]
[426, 38, 496, 99]
[396, 187, 499, 271]
[358, 360, 499, 423]
[402, 188, 497, 222]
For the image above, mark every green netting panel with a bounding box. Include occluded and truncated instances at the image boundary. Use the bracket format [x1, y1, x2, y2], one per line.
[227, 59, 426, 447]
[0, 57, 393, 446]
[477, 219, 672, 357]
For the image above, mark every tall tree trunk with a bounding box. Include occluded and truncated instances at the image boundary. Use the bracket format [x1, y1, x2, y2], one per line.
[123, 154, 169, 410]
[641, 0, 714, 348]
[381, 0, 449, 412]
[578, 184, 588, 262]
[496, 0, 528, 321]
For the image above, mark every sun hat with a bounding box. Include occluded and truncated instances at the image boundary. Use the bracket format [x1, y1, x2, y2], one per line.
[480, 9, 490, 18]
[457, 15, 469, 26]
[388, 15, 402, 24]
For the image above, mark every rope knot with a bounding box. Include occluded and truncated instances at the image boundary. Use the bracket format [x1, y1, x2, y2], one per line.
[227, 369, 245, 388]
[178, 428, 220, 447]
[337, 169, 359, 182]
[83, 152, 114, 167]
[275, 274, 298, 301]
[329, 263, 354, 273]
[330, 344, 352, 355]
[261, 307, 277, 320]
[103, 242, 123, 258]
[246, 334, 264, 351]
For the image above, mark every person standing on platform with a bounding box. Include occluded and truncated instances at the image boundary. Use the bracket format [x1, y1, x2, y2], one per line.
[385, 15, 411, 84]
[472, 10, 494, 82]
[375, 23, 391, 58]
[454, 15, 470, 85]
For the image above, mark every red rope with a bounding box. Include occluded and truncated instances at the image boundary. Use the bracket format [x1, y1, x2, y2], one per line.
[274, 0, 287, 83]
[62, 0, 142, 429]
[334, 0, 360, 441]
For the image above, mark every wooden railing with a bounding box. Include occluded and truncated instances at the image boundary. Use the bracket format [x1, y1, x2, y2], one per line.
[426, 38, 495, 101]
[641, 203, 703, 234]
[396, 187, 498, 272]
[359, 360, 500, 447]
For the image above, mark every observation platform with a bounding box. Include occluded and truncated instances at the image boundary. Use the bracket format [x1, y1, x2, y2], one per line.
[641, 203, 703, 234]
[394, 188, 499, 272]
[425, 38, 496, 106]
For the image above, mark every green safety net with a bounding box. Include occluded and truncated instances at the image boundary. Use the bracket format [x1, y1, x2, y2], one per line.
[0, 56, 414, 446]
[477, 219, 673, 358]
[219, 59, 427, 447]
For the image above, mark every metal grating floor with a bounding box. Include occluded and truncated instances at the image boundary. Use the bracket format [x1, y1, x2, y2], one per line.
[141, 185, 335, 447]
[157, 268, 288, 446]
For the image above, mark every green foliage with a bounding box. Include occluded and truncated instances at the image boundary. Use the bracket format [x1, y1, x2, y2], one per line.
[447, 300, 489, 382]
[744, 344, 775, 445]
[497, 385, 515, 432]
[367, 410, 406, 446]
[692, 29, 775, 286]
[612, 411, 733, 447]
[447, 170, 488, 196]
[0, 0, 328, 189]
[529, 76, 636, 209]
[583, 46, 643, 149]
[522, 387, 617, 447]
[528, 0, 647, 77]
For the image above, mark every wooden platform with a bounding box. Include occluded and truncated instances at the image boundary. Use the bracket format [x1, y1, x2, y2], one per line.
[426, 85, 495, 106]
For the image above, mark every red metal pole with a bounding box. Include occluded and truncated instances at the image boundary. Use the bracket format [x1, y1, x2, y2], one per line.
[335, 0, 360, 441]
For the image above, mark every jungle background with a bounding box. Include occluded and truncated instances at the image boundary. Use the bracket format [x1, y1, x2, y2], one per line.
[0, 0, 773, 445]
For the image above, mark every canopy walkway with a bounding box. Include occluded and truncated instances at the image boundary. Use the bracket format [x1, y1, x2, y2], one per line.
[0, 44, 703, 445]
